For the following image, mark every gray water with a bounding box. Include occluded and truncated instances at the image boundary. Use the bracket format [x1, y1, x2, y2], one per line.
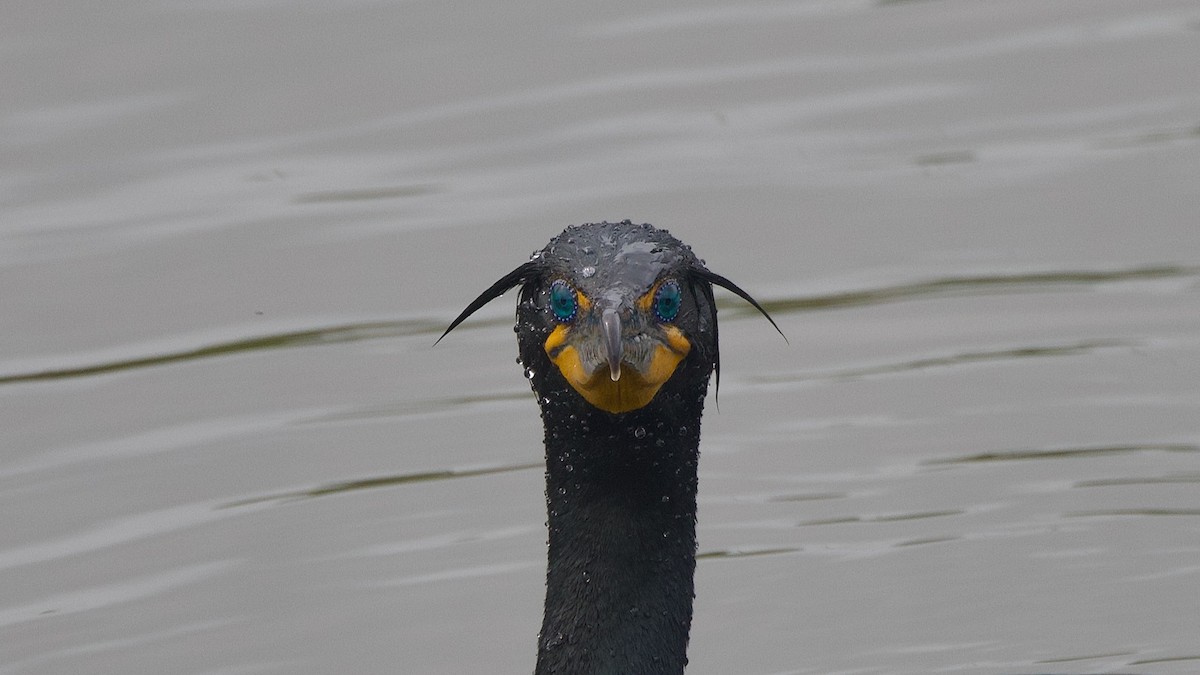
[3, 1, 1199, 673]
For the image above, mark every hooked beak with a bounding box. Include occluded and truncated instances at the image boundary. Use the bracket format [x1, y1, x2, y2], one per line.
[601, 308, 622, 382]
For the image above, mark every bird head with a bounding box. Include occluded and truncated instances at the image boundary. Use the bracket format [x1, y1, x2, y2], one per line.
[439, 221, 780, 415]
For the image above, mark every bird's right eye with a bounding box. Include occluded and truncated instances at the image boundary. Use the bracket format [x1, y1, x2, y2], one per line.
[549, 280, 578, 322]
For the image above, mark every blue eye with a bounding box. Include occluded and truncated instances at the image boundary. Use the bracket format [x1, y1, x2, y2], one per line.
[549, 280, 578, 322]
[654, 280, 681, 322]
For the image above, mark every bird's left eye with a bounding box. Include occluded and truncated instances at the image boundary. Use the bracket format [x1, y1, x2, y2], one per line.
[549, 280, 578, 322]
[654, 280, 681, 322]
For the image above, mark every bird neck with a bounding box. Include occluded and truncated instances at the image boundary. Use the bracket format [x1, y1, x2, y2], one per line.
[534, 401, 703, 675]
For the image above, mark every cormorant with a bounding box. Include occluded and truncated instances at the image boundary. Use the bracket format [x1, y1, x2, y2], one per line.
[440, 221, 780, 674]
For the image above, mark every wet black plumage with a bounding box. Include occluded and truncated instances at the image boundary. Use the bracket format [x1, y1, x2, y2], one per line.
[440, 221, 780, 674]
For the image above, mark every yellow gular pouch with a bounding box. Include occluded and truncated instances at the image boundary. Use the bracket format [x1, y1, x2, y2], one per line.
[544, 323, 691, 414]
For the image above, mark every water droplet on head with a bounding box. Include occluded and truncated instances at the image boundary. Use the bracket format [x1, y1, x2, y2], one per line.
[633, 426, 646, 439]
[543, 631, 565, 649]
[524, 367, 536, 380]
[581, 265, 596, 278]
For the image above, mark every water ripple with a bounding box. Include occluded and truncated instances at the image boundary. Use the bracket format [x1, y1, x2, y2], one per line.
[798, 510, 961, 527]
[4, 265, 1192, 386]
[1074, 474, 1200, 488]
[757, 339, 1129, 385]
[1129, 654, 1200, 666]
[927, 443, 1199, 465]
[1066, 508, 1200, 519]
[0, 319, 439, 385]
[0, 502, 235, 573]
[746, 265, 1199, 317]
[222, 462, 541, 509]
[0, 561, 233, 629]
[697, 547, 801, 561]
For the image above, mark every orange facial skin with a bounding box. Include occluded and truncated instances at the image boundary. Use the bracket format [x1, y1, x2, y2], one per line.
[545, 321, 690, 413]
[542, 280, 692, 414]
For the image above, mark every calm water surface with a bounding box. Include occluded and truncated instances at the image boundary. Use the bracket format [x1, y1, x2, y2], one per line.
[2, 1, 1199, 673]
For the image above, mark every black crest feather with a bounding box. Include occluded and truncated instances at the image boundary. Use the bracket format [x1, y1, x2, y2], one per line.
[435, 260, 541, 345]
